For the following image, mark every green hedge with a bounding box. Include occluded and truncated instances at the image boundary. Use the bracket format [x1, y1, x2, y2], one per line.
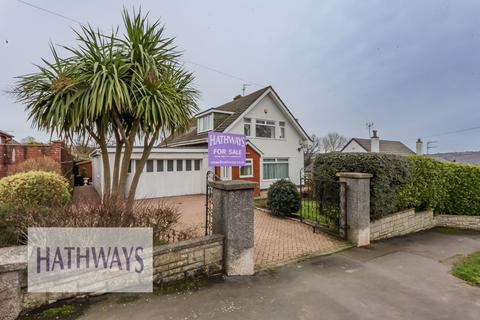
[314, 153, 411, 220]
[314, 153, 480, 219]
[267, 179, 301, 216]
[399, 156, 480, 215]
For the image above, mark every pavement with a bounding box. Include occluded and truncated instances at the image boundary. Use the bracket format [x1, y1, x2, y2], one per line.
[73, 228, 480, 320]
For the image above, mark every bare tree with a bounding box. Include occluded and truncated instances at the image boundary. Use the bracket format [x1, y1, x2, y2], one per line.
[304, 134, 321, 167]
[320, 132, 347, 153]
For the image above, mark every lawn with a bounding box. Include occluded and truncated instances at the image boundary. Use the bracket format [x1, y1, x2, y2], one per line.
[452, 251, 480, 285]
[253, 198, 337, 228]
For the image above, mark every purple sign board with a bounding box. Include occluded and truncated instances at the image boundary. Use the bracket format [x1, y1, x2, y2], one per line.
[208, 132, 246, 167]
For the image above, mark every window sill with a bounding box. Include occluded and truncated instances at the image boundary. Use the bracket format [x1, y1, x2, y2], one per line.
[239, 175, 254, 178]
[252, 137, 287, 141]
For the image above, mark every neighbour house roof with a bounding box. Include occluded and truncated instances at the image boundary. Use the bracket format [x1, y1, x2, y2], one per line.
[161, 86, 311, 147]
[0, 130, 14, 138]
[430, 151, 480, 164]
[342, 138, 415, 155]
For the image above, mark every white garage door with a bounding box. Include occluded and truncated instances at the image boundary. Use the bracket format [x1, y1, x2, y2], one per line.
[131, 158, 205, 199]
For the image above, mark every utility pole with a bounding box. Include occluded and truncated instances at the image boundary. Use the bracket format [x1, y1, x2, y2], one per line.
[426, 141, 438, 154]
[366, 121, 374, 137]
[242, 83, 251, 96]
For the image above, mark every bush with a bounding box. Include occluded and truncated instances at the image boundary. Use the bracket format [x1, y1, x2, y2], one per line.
[399, 156, 480, 215]
[0, 171, 70, 209]
[8, 200, 183, 245]
[267, 179, 301, 216]
[13, 156, 61, 175]
[314, 152, 411, 219]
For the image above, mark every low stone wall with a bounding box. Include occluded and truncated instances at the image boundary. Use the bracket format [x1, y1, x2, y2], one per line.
[434, 215, 480, 231]
[153, 234, 223, 284]
[370, 209, 434, 241]
[371, 210, 480, 241]
[0, 235, 224, 320]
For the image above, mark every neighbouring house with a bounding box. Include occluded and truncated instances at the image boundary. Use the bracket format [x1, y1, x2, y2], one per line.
[0, 131, 73, 178]
[341, 130, 419, 155]
[429, 151, 480, 164]
[91, 86, 311, 198]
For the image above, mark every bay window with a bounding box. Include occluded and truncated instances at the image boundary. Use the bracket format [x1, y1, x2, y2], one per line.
[255, 120, 275, 138]
[263, 158, 289, 180]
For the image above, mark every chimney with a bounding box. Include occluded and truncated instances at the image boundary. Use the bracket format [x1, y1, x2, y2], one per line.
[416, 138, 423, 155]
[233, 94, 242, 101]
[370, 130, 380, 153]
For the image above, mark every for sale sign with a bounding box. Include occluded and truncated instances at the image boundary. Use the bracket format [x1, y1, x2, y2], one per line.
[208, 132, 246, 166]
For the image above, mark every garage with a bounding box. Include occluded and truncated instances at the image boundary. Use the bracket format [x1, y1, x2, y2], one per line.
[91, 147, 210, 199]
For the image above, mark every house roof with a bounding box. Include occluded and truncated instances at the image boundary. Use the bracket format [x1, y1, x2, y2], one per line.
[162, 86, 310, 146]
[0, 130, 14, 138]
[342, 138, 415, 155]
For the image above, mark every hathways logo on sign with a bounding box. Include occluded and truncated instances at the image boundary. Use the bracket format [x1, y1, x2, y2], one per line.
[28, 228, 153, 293]
[208, 133, 246, 147]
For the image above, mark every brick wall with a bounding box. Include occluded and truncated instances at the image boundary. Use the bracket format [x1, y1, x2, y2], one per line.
[0, 140, 73, 178]
[0, 235, 224, 319]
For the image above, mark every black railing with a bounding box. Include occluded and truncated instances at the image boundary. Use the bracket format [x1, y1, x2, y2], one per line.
[296, 171, 347, 239]
[205, 171, 221, 236]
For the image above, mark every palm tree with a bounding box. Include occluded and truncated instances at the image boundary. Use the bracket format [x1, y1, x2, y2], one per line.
[12, 8, 198, 207]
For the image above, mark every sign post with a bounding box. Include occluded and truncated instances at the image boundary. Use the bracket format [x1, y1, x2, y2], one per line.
[208, 132, 246, 167]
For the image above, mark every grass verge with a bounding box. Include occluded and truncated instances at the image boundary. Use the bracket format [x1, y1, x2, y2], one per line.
[452, 251, 480, 285]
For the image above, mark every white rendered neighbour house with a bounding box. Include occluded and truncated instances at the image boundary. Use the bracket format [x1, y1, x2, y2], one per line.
[92, 86, 311, 199]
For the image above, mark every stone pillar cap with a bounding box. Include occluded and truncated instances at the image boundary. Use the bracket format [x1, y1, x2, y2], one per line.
[336, 172, 373, 179]
[209, 180, 256, 191]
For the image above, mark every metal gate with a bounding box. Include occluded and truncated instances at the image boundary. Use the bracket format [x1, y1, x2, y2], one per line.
[296, 170, 347, 239]
[205, 171, 220, 236]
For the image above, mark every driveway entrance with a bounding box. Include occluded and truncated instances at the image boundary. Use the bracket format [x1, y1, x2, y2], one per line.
[151, 194, 349, 268]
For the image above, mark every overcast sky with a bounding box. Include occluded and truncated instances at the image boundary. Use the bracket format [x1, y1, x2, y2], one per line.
[1, 0, 479, 152]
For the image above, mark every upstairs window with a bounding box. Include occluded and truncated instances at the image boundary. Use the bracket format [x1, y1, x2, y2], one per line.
[255, 120, 275, 138]
[197, 114, 213, 133]
[279, 121, 286, 139]
[244, 118, 251, 136]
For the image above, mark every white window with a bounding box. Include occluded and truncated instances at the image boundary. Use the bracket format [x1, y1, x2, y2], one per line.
[244, 118, 251, 136]
[263, 158, 289, 180]
[197, 114, 213, 133]
[146, 160, 154, 172]
[194, 160, 201, 171]
[240, 159, 253, 177]
[279, 121, 286, 139]
[255, 120, 276, 138]
[220, 166, 232, 180]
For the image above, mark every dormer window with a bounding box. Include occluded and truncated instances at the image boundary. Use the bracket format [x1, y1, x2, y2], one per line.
[197, 114, 213, 133]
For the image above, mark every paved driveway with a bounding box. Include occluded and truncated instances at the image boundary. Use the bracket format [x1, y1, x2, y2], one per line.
[146, 194, 348, 268]
[75, 229, 480, 320]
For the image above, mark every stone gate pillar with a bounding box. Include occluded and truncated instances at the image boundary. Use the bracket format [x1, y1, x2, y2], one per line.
[209, 180, 256, 276]
[336, 172, 373, 247]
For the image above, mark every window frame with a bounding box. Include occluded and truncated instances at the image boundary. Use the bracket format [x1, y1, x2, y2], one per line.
[146, 160, 154, 172]
[244, 118, 251, 137]
[279, 121, 286, 139]
[255, 119, 276, 139]
[167, 160, 174, 172]
[239, 158, 254, 178]
[194, 159, 201, 171]
[197, 114, 213, 133]
[177, 160, 183, 171]
[157, 160, 164, 172]
[262, 158, 289, 180]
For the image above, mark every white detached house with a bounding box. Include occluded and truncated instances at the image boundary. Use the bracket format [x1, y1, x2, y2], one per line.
[92, 86, 311, 198]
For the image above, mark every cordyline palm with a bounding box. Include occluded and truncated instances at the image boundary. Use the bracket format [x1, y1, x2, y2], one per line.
[12, 9, 198, 207]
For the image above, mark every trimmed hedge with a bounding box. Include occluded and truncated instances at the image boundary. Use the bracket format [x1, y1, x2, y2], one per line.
[399, 156, 480, 215]
[0, 171, 70, 209]
[314, 153, 411, 220]
[267, 179, 301, 216]
[314, 153, 480, 219]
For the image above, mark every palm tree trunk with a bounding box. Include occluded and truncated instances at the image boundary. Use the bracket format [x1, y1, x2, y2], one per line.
[110, 130, 124, 200]
[126, 131, 159, 209]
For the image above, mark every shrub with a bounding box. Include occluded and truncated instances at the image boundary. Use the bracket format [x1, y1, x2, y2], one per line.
[267, 179, 301, 216]
[8, 200, 182, 245]
[399, 156, 480, 215]
[314, 152, 411, 219]
[0, 171, 70, 209]
[13, 156, 61, 175]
